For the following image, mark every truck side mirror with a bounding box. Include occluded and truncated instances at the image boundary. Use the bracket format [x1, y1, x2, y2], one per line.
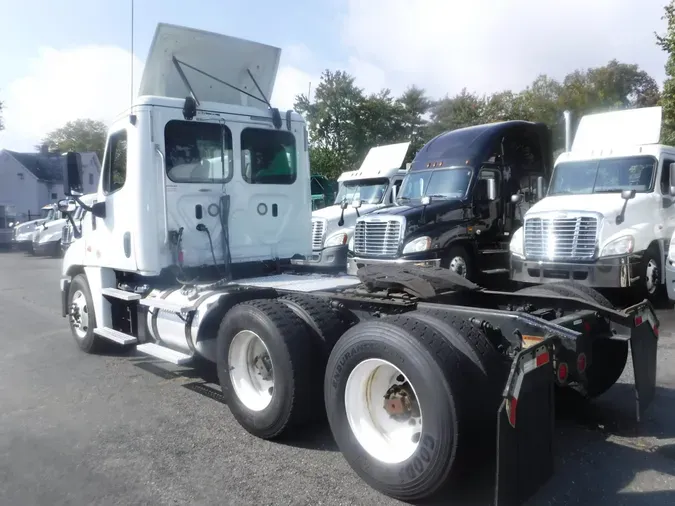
[621, 189, 636, 201]
[391, 184, 398, 203]
[474, 179, 489, 201]
[670, 162, 675, 196]
[57, 199, 77, 214]
[511, 193, 523, 204]
[351, 198, 362, 209]
[340, 199, 349, 210]
[486, 178, 497, 201]
[536, 176, 545, 201]
[62, 152, 84, 197]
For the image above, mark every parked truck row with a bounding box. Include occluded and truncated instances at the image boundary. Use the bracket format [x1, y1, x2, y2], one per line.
[53, 23, 660, 506]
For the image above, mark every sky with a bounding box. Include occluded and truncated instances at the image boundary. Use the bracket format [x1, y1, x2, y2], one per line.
[0, 0, 671, 152]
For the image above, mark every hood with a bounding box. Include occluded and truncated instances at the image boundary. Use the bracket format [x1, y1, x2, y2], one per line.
[42, 218, 68, 231]
[366, 198, 468, 235]
[138, 23, 281, 110]
[313, 203, 382, 239]
[572, 106, 662, 152]
[15, 218, 46, 233]
[527, 193, 633, 218]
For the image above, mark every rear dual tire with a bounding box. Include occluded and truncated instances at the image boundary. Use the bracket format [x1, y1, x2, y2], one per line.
[216, 295, 348, 439]
[324, 313, 503, 502]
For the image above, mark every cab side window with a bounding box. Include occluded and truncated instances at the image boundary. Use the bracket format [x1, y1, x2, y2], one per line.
[661, 158, 675, 195]
[102, 130, 128, 195]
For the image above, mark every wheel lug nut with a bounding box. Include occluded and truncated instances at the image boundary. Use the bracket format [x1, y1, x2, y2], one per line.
[411, 432, 420, 443]
[396, 374, 404, 382]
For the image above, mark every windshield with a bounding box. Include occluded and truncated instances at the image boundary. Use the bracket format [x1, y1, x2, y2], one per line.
[334, 178, 389, 205]
[548, 156, 656, 196]
[40, 208, 51, 219]
[165, 120, 233, 183]
[398, 167, 473, 201]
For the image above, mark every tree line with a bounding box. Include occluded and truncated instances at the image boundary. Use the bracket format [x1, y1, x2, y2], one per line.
[2, 1, 675, 175]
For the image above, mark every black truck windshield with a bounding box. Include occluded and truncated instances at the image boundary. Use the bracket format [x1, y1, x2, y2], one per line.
[548, 156, 656, 195]
[335, 178, 389, 205]
[398, 168, 472, 201]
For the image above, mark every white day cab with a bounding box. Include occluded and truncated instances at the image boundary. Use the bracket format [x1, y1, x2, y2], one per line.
[302, 142, 409, 270]
[510, 106, 675, 303]
[12, 203, 61, 252]
[57, 23, 661, 506]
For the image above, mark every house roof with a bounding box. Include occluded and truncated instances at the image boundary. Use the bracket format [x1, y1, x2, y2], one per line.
[1, 150, 100, 183]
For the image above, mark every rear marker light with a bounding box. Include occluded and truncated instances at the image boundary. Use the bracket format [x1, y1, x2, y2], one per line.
[635, 315, 643, 326]
[583, 321, 591, 333]
[577, 353, 587, 374]
[557, 362, 569, 383]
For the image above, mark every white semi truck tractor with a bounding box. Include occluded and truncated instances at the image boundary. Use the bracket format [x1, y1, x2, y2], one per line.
[58, 23, 660, 506]
[510, 107, 675, 303]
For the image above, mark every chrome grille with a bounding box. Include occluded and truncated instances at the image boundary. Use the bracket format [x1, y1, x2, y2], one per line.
[353, 219, 403, 257]
[311, 219, 325, 250]
[524, 215, 598, 260]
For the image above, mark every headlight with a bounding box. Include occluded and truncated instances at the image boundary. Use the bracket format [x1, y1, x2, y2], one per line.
[324, 232, 348, 247]
[601, 235, 634, 257]
[509, 227, 524, 258]
[402, 236, 431, 254]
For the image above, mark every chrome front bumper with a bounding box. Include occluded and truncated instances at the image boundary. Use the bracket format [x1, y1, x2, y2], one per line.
[347, 256, 442, 276]
[510, 253, 640, 288]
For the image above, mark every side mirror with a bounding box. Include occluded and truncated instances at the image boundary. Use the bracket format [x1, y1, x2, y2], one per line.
[391, 184, 398, 204]
[340, 199, 349, 210]
[511, 193, 523, 204]
[536, 176, 545, 201]
[486, 178, 497, 201]
[57, 199, 77, 213]
[474, 179, 489, 201]
[669, 162, 675, 196]
[621, 189, 637, 201]
[421, 195, 432, 206]
[61, 152, 84, 197]
[351, 198, 362, 209]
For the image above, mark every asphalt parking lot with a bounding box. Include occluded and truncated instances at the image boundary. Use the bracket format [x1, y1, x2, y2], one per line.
[1, 250, 674, 506]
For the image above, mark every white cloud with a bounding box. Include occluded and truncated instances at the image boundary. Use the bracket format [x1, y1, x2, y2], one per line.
[0, 45, 144, 151]
[341, 0, 670, 98]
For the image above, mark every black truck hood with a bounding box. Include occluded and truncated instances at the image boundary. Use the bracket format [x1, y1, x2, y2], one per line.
[367, 199, 469, 233]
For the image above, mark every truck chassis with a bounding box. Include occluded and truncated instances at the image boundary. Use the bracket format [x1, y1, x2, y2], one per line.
[60, 264, 659, 506]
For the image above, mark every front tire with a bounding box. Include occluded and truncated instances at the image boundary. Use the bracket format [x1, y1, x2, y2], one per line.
[325, 315, 476, 502]
[636, 247, 665, 304]
[443, 245, 473, 280]
[216, 299, 314, 440]
[68, 274, 105, 353]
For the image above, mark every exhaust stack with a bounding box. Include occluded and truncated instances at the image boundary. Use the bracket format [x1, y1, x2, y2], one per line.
[563, 110, 572, 152]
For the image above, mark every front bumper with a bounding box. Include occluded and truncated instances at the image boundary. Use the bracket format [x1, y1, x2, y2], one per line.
[13, 231, 36, 247]
[347, 255, 442, 276]
[291, 244, 349, 270]
[510, 253, 641, 288]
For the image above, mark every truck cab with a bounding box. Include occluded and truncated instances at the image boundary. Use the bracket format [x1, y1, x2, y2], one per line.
[310, 174, 337, 211]
[510, 106, 675, 302]
[12, 203, 61, 252]
[304, 142, 410, 270]
[347, 121, 551, 280]
[0, 203, 17, 248]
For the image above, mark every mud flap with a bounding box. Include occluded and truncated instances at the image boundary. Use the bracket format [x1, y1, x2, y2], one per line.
[494, 341, 555, 506]
[630, 308, 659, 422]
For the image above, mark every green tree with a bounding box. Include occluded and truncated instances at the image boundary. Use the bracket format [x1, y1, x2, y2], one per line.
[397, 86, 432, 160]
[38, 118, 108, 161]
[427, 88, 488, 137]
[657, 1, 675, 145]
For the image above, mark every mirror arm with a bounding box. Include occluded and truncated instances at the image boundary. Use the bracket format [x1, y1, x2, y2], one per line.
[71, 195, 94, 214]
[616, 199, 630, 225]
[65, 214, 82, 239]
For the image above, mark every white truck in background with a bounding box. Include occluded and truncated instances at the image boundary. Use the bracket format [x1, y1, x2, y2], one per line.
[510, 106, 675, 303]
[55, 22, 660, 506]
[12, 203, 62, 252]
[303, 142, 409, 270]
